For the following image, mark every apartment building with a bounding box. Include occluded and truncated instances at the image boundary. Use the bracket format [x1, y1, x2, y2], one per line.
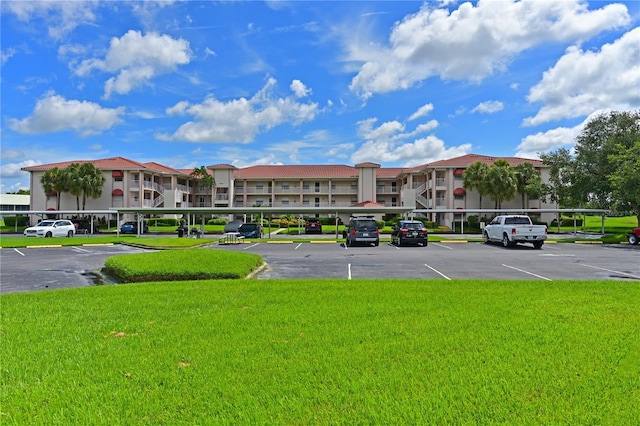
[22, 154, 553, 226]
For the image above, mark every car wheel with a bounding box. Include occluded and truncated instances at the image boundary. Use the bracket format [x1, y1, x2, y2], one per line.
[67, 230, 74, 238]
[533, 241, 543, 249]
[346, 237, 350, 247]
[629, 234, 639, 245]
[502, 234, 511, 248]
[423, 239, 428, 247]
[374, 240, 379, 247]
[45, 231, 52, 238]
[483, 232, 490, 244]
[398, 237, 403, 247]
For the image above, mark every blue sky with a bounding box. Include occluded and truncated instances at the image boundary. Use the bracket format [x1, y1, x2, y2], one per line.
[1, 0, 639, 192]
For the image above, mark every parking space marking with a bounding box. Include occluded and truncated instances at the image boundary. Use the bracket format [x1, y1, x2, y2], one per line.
[502, 264, 551, 281]
[13, 249, 25, 256]
[431, 242, 453, 250]
[72, 247, 92, 253]
[294, 243, 303, 250]
[348, 263, 352, 280]
[243, 243, 260, 250]
[424, 263, 451, 280]
[580, 264, 640, 280]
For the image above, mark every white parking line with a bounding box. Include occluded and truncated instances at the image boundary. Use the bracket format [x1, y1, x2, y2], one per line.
[424, 263, 451, 280]
[431, 242, 453, 250]
[580, 264, 640, 280]
[72, 247, 92, 253]
[348, 263, 352, 280]
[243, 243, 260, 250]
[294, 243, 303, 250]
[13, 248, 25, 256]
[502, 264, 552, 281]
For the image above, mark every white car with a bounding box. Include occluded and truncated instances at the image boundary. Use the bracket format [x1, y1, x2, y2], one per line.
[23, 219, 76, 238]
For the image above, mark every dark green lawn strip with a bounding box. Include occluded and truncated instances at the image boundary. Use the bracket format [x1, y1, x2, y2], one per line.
[103, 249, 264, 282]
[1, 279, 638, 424]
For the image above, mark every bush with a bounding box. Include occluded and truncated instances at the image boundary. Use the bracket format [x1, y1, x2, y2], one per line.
[3, 216, 28, 227]
[207, 217, 228, 225]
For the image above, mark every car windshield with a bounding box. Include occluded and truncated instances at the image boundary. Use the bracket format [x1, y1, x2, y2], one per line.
[37, 221, 55, 227]
[123, 222, 135, 226]
[504, 217, 531, 225]
[355, 221, 376, 231]
[239, 224, 257, 231]
[403, 222, 422, 230]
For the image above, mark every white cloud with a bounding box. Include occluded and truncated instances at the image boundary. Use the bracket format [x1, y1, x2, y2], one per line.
[8, 92, 125, 136]
[3, 1, 98, 40]
[472, 100, 504, 114]
[524, 27, 640, 126]
[408, 103, 434, 121]
[0, 160, 41, 178]
[158, 77, 319, 143]
[348, 0, 630, 98]
[351, 117, 469, 166]
[75, 30, 192, 98]
[290, 79, 311, 97]
[516, 125, 582, 159]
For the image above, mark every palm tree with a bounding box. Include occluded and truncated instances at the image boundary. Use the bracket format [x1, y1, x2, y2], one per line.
[40, 167, 66, 210]
[514, 163, 539, 208]
[190, 166, 215, 207]
[486, 160, 517, 209]
[65, 163, 83, 210]
[77, 162, 106, 210]
[462, 162, 489, 209]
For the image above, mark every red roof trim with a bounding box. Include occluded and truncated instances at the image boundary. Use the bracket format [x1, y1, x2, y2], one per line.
[112, 189, 124, 196]
[453, 187, 466, 196]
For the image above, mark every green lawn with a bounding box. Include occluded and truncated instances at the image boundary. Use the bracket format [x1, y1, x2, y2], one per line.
[1, 279, 638, 424]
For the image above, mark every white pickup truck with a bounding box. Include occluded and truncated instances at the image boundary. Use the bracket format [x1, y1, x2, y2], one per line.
[483, 215, 547, 249]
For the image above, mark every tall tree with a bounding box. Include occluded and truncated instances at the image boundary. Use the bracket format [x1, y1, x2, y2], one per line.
[608, 139, 640, 225]
[485, 160, 517, 209]
[190, 166, 215, 207]
[65, 163, 83, 210]
[462, 162, 489, 209]
[539, 148, 577, 208]
[77, 162, 106, 210]
[572, 110, 640, 209]
[514, 163, 543, 208]
[40, 167, 66, 210]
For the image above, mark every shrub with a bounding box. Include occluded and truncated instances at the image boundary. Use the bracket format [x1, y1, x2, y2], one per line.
[3, 216, 28, 227]
[207, 217, 228, 225]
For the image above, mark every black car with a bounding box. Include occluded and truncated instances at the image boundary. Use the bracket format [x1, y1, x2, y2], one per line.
[305, 218, 323, 234]
[391, 220, 428, 247]
[72, 219, 100, 234]
[345, 216, 379, 247]
[237, 223, 262, 238]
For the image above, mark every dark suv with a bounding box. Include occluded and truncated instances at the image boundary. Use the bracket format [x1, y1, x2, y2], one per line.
[345, 216, 379, 247]
[391, 220, 428, 247]
[238, 223, 262, 238]
[305, 218, 323, 234]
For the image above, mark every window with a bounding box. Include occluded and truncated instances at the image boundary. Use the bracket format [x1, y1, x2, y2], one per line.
[281, 183, 289, 189]
[256, 183, 264, 190]
[114, 176, 123, 182]
[454, 194, 464, 201]
[303, 183, 310, 190]
[315, 182, 320, 193]
[281, 199, 290, 205]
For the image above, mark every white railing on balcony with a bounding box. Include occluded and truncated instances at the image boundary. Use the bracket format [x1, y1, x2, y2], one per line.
[153, 194, 164, 207]
[216, 194, 229, 201]
[177, 184, 189, 193]
[416, 194, 429, 208]
[413, 182, 427, 194]
[436, 178, 446, 187]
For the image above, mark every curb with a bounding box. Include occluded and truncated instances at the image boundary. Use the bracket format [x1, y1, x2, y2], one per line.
[27, 245, 62, 248]
[82, 243, 114, 247]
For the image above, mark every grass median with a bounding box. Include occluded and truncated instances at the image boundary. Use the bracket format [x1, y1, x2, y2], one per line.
[2, 278, 639, 424]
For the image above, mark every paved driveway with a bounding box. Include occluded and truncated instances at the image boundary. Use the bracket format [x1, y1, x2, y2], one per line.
[1, 241, 638, 294]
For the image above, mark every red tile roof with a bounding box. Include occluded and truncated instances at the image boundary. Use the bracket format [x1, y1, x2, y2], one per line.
[21, 156, 148, 171]
[425, 154, 544, 168]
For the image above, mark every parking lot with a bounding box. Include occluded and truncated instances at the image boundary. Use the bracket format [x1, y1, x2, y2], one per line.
[1, 240, 638, 294]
